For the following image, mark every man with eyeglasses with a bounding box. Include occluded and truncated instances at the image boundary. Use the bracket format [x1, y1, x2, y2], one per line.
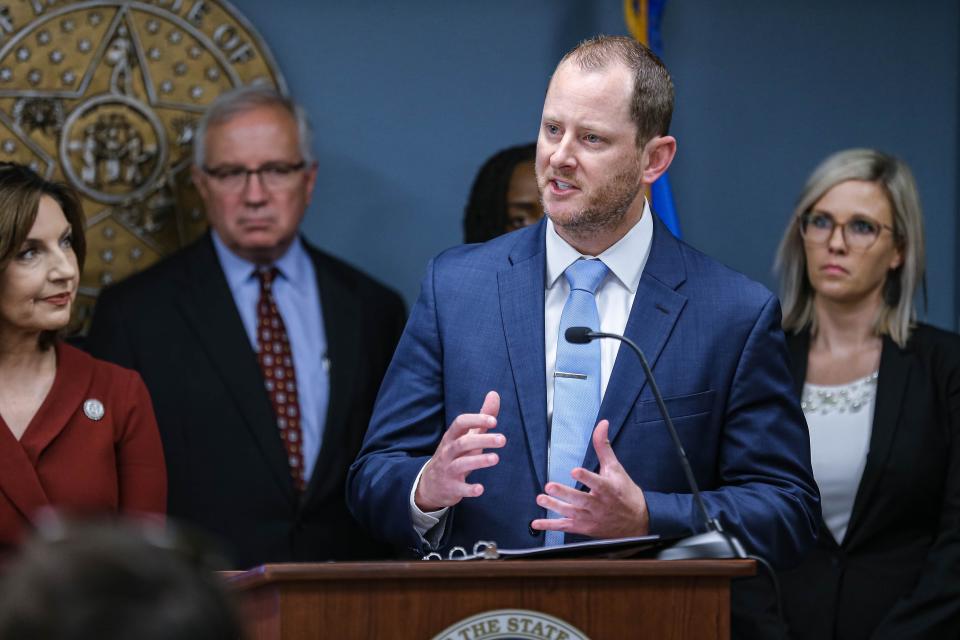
[87, 85, 406, 569]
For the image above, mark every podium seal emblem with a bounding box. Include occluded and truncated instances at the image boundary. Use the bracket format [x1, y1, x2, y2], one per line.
[432, 609, 590, 640]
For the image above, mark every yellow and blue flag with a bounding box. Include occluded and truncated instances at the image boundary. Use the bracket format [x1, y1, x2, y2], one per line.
[625, 0, 681, 238]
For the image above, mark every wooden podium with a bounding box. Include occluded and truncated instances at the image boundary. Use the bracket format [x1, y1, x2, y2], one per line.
[226, 558, 755, 639]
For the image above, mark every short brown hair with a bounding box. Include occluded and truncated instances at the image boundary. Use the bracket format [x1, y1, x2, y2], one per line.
[560, 35, 674, 147]
[0, 163, 86, 347]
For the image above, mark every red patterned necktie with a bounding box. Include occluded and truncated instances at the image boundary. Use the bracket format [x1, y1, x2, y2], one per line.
[255, 267, 305, 492]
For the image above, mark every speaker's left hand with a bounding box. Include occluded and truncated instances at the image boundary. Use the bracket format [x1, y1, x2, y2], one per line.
[531, 419, 650, 539]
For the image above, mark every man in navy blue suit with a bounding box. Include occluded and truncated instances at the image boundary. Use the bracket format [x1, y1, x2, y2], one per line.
[348, 35, 818, 566]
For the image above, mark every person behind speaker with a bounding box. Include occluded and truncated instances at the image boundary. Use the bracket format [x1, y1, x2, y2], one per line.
[0, 163, 166, 553]
[463, 143, 542, 243]
[348, 35, 818, 567]
[774, 148, 960, 639]
[86, 85, 406, 568]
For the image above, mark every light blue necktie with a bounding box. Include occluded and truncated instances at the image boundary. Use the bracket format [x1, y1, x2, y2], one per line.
[546, 258, 609, 545]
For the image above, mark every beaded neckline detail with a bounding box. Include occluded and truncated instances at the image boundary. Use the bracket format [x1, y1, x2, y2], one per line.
[801, 371, 879, 415]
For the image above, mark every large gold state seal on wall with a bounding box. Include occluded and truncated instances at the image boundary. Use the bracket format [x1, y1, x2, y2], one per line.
[0, 0, 285, 325]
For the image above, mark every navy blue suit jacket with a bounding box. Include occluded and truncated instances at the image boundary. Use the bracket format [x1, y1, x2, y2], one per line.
[348, 216, 819, 566]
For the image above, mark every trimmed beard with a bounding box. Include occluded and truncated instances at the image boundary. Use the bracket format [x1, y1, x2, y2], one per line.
[543, 159, 643, 239]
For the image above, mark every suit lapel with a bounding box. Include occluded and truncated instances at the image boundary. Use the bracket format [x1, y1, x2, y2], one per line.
[582, 215, 687, 472]
[0, 343, 94, 524]
[0, 421, 49, 524]
[844, 336, 909, 548]
[175, 237, 296, 504]
[499, 223, 549, 489]
[786, 331, 843, 547]
[787, 330, 909, 550]
[20, 343, 93, 460]
[302, 247, 361, 505]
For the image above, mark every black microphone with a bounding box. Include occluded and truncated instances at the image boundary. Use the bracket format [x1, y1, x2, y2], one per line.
[564, 326, 746, 560]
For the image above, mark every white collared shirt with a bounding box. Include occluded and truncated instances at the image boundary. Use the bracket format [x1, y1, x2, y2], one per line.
[543, 201, 653, 416]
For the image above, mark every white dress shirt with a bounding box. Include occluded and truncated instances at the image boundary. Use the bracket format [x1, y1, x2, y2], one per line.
[543, 203, 653, 417]
[411, 203, 655, 544]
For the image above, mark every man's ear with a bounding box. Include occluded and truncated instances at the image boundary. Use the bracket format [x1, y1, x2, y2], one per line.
[191, 164, 210, 201]
[640, 135, 677, 186]
[302, 161, 319, 206]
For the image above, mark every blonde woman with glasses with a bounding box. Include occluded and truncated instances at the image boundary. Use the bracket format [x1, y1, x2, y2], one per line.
[774, 149, 960, 639]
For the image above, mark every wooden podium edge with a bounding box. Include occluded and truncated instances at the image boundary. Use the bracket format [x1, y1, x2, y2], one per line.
[224, 558, 756, 589]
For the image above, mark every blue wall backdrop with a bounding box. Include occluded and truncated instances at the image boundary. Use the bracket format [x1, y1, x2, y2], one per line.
[228, 0, 959, 330]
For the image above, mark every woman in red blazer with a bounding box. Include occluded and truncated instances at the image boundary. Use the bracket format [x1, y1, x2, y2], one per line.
[0, 163, 165, 549]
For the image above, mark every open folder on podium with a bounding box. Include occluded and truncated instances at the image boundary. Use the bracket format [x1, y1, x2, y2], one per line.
[422, 534, 669, 560]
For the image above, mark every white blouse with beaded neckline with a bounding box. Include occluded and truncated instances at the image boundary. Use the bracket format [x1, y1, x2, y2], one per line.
[802, 371, 879, 544]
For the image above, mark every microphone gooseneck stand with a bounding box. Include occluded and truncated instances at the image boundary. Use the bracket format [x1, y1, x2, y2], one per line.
[564, 326, 746, 560]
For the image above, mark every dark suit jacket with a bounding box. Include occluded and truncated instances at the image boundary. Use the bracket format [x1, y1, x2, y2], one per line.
[779, 324, 960, 640]
[0, 343, 166, 549]
[348, 215, 819, 565]
[86, 234, 406, 569]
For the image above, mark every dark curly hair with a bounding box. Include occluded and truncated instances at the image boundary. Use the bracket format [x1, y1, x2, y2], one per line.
[463, 143, 537, 243]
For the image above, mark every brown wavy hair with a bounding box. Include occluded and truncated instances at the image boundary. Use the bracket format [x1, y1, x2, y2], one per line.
[0, 163, 86, 348]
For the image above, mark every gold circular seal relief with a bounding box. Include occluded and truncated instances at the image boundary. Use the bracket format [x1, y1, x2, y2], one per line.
[432, 609, 590, 640]
[0, 0, 286, 325]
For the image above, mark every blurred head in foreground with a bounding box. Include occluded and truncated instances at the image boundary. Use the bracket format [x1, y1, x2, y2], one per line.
[0, 519, 242, 640]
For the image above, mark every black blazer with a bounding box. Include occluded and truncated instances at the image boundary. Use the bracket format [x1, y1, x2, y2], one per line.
[86, 234, 406, 569]
[779, 324, 960, 640]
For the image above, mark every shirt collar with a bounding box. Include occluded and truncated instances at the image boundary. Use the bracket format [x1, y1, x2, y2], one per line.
[210, 230, 312, 290]
[545, 198, 653, 294]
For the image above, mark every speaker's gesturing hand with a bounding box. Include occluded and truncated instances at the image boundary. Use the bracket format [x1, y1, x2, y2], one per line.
[531, 419, 650, 538]
[414, 391, 505, 512]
